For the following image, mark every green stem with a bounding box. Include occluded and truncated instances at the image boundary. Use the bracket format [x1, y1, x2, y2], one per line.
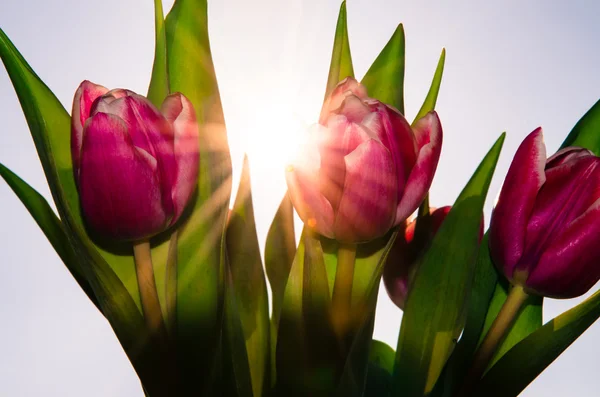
[133, 240, 167, 337]
[165, 231, 178, 336]
[332, 243, 357, 337]
[456, 284, 529, 397]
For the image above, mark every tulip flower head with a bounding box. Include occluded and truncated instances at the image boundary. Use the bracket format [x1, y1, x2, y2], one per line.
[490, 128, 600, 298]
[71, 81, 199, 241]
[383, 206, 451, 309]
[286, 77, 443, 243]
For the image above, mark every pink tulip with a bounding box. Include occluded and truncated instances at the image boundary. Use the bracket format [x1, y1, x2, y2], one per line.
[71, 81, 199, 241]
[286, 77, 443, 243]
[490, 128, 600, 298]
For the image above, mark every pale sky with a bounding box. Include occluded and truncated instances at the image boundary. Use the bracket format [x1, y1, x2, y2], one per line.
[1, 0, 599, 396]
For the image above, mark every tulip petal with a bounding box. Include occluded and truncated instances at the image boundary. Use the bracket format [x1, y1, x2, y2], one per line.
[489, 127, 546, 279]
[527, 197, 600, 298]
[78, 113, 168, 240]
[334, 138, 397, 242]
[320, 77, 368, 124]
[71, 80, 108, 173]
[162, 93, 200, 222]
[286, 166, 335, 239]
[395, 111, 442, 224]
[546, 146, 595, 169]
[367, 103, 417, 193]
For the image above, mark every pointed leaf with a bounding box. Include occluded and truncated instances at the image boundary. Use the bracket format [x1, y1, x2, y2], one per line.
[226, 156, 270, 396]
[476, 290, 600, 397]
[412, 48, 445, 124]
[361, 24, 406, 114]
[325, 1, 355, 97]
[147, 0, 170, 107]
[560, 99, 600, 155]
[164, 0, 232, 389]
[393, 134, 506, 397]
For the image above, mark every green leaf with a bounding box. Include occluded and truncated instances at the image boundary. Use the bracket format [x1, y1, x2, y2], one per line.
[164, 0, 232, 389]
[265, 191, 296, 385]
[147, 0, 170, 107]
[0, 163, 98, 309]
[412, 48, 445, 124]
[392, 133, 506, 397]
[560, 99, 600, 155]
[476, 290, 600, 397]
[226, 156, 270, 396]
[437, 235, 498, 397]
[361, 24, 406, 114]
[364, 340, 395, 397]
[325, 1, 355, 97]
[275, 231, 339, 396]
[479, 280, 542, 369]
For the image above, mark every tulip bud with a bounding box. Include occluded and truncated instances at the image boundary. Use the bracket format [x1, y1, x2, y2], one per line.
[490, 128, 600, 298]
[71, 81, 199, 241]
[286, 77, 443, 243]
[383, 207, 484, 309]
[383, 206, 451, 309]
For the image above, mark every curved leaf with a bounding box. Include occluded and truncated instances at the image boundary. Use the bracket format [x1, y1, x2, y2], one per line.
[392, 134, 505, 397]
[226, 156, 270, 396]
[364, 340, 395, 397]
[412, 48, 445, 124]
[361, 24, 406, 114]
[560, 99, 600, 155]
[0, 163, 98, 309]
[476, 290, 600, 397]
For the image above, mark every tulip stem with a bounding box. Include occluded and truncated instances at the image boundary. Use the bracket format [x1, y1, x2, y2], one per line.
[133, 240, 168, 338]
[332, 243, 357, 338]
[165, 231, 178, 336]
[456, 284, 529, 397]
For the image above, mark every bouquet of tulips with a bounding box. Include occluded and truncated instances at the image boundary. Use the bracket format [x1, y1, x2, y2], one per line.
[2, 1, 600, 396]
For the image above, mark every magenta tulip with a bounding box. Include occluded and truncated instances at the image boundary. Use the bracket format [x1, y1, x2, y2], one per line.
[71, 81, 199, 241]
[286, 77, 443, 243]
[490, 128, 600, 298]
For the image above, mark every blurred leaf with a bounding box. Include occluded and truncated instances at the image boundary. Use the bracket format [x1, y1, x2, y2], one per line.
[226, 156, 270, 396]
[275, 231, 340, 396]
[479, 280, 542, 369]
[437, 235, 498, 397]
[364, 340, 395, 397]
[265, 191, 296, 385]
[147, 0, 170, 107]
[412, 48, 445, 124]
[0, 27, 177, 393]
[325, 1, 354, 97]
[361, 24, 406, 113]
[476, 289, 600, 397]
[393, 133, 505, 397]
[165, 0, 232, 390]
[560, 99, 600, 155]
[0, 163, 98, 309]
[221, 259, 256, 397]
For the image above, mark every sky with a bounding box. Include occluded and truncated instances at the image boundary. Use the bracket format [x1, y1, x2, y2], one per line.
[1, 0, 599, 395]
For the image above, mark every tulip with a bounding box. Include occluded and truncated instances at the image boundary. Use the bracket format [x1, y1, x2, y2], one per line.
[286, 77, 443, 243]
[383, 206, 451, 309]
[490, 128, 600, 298]
[71, 80, 199, 241]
